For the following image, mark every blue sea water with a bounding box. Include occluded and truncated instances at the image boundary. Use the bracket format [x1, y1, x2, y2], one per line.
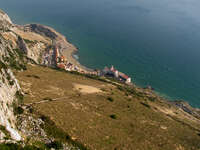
[1, 0, 200, 107]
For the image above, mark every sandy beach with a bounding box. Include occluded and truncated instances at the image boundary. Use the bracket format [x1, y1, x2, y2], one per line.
[15, 23, 93, 72]
[39, 24, 94, 72]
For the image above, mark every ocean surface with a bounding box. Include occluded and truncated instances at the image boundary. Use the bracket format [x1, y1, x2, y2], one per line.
[1, 0, 200, 107]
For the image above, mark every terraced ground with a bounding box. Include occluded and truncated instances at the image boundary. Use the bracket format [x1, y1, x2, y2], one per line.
[16, 65, 200, 150]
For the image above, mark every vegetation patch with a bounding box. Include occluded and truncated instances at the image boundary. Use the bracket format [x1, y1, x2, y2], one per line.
[43, 97, 53, 101]
[107, 96, 114, 102]
[26, 74, 40, 79]
[140, 102, 151, 108]
[23, 38, 37, 45]
[15, 65, 200, 150]
[109, 114, 117, 119]
[14, 106, 24, 115]
[0, 143, 48, 150]
[15, 91, 24, 104]
[0, 60, 7, 70]
[0, 125, 11, 139]
[39, 114, 88, 150]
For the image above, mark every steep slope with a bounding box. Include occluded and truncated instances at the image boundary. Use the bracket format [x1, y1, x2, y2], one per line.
[0, 9, 50, 143]
[0, 9, 86, 149]
[0, 9, 12, 30]
[0, 30, 22, 141]
[16, 65, 200, 150]
[0, 9, 200, 150]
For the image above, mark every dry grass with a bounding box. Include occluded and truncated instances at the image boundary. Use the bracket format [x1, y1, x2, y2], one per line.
[16, 65, 200, 150]
[12, 27, 51, 44]
[73, 83, 102, 94]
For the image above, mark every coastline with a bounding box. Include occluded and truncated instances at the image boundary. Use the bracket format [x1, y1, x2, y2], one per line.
[9, 19, 200, 110]
[1, 8, 200, 150]
[15, 23, 93, 73]
[36, 24, 94, 72]
[22, 24, 200, 109]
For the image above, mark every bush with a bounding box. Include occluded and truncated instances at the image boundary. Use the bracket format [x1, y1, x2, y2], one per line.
[0, 60, 7, 70]
[9, 80, 14, 86]
[110, 114, 117, 119]
[26, 75, 40, 79]
[39, 114, 88, 150]
[43, 97, 53, 101]
[140, 102, 151, 108]
[0, 143, 47, 150]
[107, 97, 114, 102]
[15, 106, 24, 115]
[0, 125, 11, 139]
[46, 141, 63, 149]
[15, 91, 24, 104]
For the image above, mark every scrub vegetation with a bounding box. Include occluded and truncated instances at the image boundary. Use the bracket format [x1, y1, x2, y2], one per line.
[15, 65, 200, 150]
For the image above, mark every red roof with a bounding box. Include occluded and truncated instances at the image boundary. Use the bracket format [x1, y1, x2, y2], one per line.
[57, 63, 65, 69]
[119, 72, 129, 79]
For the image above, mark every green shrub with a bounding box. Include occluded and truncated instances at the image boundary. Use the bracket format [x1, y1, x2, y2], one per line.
[0, 60, 7, 70]
[140, 102, 151, 108]
[43, 97, 53, 101]
[0, 143, 47, 150]
[110, 114, 117, 119]
[107, 97, 114, 102]
[9, 80, 14, 86]
[148, 97, 156, 102]
[26, 75, 40, 79]
[0, 125, 11, 139]
[39, 114, 88, 150]
[46, 141, 63, 149]
[15, 91, 24, 104]
[15, 106, 24, 115]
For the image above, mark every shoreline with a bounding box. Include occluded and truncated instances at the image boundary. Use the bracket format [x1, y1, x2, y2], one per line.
[12, 22, 200, 109]
[38, 24, 94, 73]
[27, 23, 200, 109]
[15, 23, 94, 73]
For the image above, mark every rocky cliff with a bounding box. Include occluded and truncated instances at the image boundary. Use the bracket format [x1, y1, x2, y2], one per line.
[0, 9, 82, 149]
[0, 9, 49, 142]
[0, 29, 22, 141]
[0, 10, 12, 30]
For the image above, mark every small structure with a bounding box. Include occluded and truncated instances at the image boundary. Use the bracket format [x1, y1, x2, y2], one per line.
[57, 63, 66, 70]
[102, 65, 131, 83]
[118, 72, 131, 83]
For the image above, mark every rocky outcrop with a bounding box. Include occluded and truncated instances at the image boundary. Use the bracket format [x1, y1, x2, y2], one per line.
[0, 9, 56, 143]
[0, 69, 21, 141]
[0, 34, 22, 141]
[24, 24, 57, 40]
[172, 101, 200, 119]
[17, 36, 28, 54]
[0, 10, 12, 31]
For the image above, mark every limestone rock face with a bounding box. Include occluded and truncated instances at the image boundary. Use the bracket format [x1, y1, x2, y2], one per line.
[0, 69, 21, 141]
[0, 10, 12, 30]
[0, 9, 50, 142]
[0, 35, 22, 141]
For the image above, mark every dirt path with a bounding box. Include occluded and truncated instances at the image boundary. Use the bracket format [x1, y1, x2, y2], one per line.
[24, 96, 70, 107]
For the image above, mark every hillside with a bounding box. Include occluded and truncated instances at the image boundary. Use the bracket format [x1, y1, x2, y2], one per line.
[0, 9, 200, 150]
[15, 65, 200, 150]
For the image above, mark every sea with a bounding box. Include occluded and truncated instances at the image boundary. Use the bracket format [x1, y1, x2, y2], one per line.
[1, 0, 200, 107]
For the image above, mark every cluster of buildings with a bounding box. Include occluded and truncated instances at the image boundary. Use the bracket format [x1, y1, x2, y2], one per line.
[102, 65, 131, 83]
[54, 47, 98, 76]
[43, 46, 132, 84]
[55, 47, 79, 71]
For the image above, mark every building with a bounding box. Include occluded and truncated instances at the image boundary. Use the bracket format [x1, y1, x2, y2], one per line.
[102, 65, 131, 83]
[118, 72, 131, 83]
[57, 63, 66, 70]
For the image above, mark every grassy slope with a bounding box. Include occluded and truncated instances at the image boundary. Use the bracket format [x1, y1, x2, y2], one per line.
[16, 65, 200, 150]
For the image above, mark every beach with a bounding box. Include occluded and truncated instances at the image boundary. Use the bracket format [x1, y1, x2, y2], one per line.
[13, 23, 92, 73]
